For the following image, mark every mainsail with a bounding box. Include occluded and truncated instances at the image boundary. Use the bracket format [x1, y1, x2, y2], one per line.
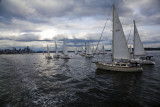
[133, 20, 146, 56]
[47, 45, 50, 56]
[102, 46, 105, 53]
[55, 42, 58, 55]
[86, 43, 92, 55]
[63, 39, 68, 55]
[81, 47, 84, 54]
[112, 5, 131, 60]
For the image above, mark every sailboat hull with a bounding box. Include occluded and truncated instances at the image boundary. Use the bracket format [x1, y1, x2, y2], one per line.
[61, 55, 71, 59]
[54, 55, 61, 58]
[85, 54, 94, 58]
[45, 56, 52, 59]
[95, 62, 143, 72]
[130, 59, 155, 65]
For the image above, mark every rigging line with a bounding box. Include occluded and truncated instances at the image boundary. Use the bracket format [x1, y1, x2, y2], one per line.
[95, 6, 112, 53]
[127, 23, 133, 45]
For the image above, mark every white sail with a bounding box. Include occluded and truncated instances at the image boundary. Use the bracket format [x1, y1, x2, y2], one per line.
[47, 45, 50, 56]
[112, 5, 130, 60]
[75, 47, 77, 54]
[85, 43, 87, 54]
[63, 39, 68, 55]
[55, 42, 58, 55]
[92, 47, 95, 53]
[86, 43, 92, 55]
[102, 46, 105, 53]
[81, 47, 84, 54]
[133, 20, 146, 56]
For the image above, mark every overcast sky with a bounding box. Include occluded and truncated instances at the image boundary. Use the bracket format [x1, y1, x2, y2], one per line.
[0, 0, 160, 51]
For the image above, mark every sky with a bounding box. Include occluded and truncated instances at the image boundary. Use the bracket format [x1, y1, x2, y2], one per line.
[0, 0, 160, 51]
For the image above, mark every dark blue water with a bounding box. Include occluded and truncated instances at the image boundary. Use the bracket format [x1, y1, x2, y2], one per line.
[0, 51, 160, 107]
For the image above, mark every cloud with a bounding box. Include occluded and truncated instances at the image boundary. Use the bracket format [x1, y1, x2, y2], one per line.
[0, 0, 160, 50]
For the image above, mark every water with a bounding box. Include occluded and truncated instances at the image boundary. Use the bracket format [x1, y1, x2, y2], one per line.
[0, 51, 160, 107]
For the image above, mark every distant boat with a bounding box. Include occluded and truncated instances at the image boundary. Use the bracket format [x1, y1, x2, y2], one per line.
[80, 43, 87, 56]
[45, 45, 52, 59]
[92, 47, 95, 54]
[130, 20, 155, 65]
[95, 5, 143, 72]
[80, 47, 85, 56]
[75, 47, 78, 55]
[85, 43, 94, 58]
[61, 39, 71, 59]
[100, 46, 107, 54]
[94, 47, 100, 55]
[54, 41, 61, 58]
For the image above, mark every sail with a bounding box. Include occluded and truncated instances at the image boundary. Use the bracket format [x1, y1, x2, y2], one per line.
[81, 47, 84, 54]
[133, 20, 146, 56]
[112, 5, 131, 60]
[55, 42, 58, 55]
[75, 47, 77, 54]
[86, 43, 92, 54]
[86, 43, 89, 54]
[85, 43, 87, 54]
[102, 46, 105, 53]
[63, 39, 68, 55]
[92, 47, 95, 53]
[47, 45, 50, 56]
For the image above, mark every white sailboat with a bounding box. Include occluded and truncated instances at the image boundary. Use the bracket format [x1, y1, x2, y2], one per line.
[94, 47, 100, 55]
[86, 43, 94, 58]
[75, 47, 78, 55]
[45, 45, 52, 59]
[95, 5, 143, 72]
[80, 47, 85, 56]
[80, 43, 87, 56]
[130, 20, 155, 65]
[100, 46, 107, 54]
[54, 41, 61, 58]
[92, 47, 95, 54]
[61, 39, 71, 59]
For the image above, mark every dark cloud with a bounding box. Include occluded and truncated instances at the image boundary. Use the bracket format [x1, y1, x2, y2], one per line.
[0, 0, 132, 21]
[0, 0, 159, 50]
[0, 34, 40, 41]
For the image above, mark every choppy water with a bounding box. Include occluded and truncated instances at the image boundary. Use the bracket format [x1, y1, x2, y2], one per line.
[0, 51, 160, 107]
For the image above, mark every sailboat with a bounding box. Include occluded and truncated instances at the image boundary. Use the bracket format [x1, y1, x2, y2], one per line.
[80, 43, 87, 56]
[86, 43, 94, 58]
[100, 46, 107, 54]
[95, 5, 143, 72]
[130, 20, 155, 65]
[94, 47, 100, 55]
[80, 47, 85, 56]
[75, 47, 78, 55]
[54, 41, 61, 58]
[92, 47, 95, 54]
[45, 45, 52, 59]
[61, 39, 71, 59]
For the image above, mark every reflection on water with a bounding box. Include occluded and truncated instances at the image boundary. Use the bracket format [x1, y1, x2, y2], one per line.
[0, 51, 160, 106]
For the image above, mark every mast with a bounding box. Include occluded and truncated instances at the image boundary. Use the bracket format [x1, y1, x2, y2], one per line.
[112, 4, 114, 62]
